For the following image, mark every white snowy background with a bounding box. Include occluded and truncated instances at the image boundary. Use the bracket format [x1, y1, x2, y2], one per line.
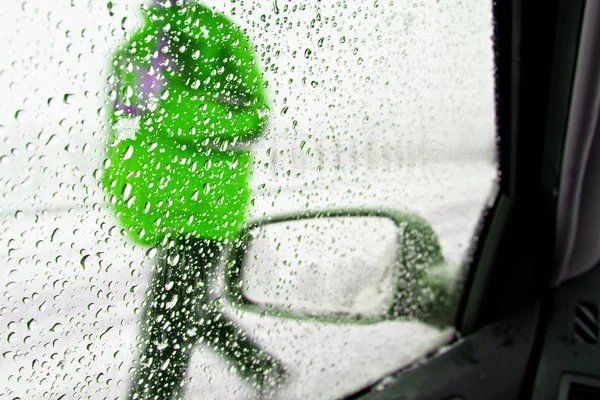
[0, 0, 496, 399]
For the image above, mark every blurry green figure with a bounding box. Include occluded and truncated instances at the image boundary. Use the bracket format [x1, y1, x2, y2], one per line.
[101, 0, 284, 398]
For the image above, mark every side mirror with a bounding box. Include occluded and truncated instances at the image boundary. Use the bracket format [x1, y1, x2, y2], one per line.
[224, 209, 457, 326]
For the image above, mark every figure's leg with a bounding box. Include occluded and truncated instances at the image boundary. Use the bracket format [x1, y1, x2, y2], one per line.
[195, 242, 288, 393]
[127, 239, 204, 400]
[128, 238, 288, 399]
[201, 308, 288, 392]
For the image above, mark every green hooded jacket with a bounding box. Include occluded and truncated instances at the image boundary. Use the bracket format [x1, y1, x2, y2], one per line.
[101, 2, 268, 246]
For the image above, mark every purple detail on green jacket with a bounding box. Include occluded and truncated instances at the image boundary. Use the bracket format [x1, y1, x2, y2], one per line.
[114, 100, 144, 116]
[114, 31, 169, 116]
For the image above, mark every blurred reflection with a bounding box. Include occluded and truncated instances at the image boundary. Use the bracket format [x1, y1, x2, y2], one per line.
[101, 0, 284, 398]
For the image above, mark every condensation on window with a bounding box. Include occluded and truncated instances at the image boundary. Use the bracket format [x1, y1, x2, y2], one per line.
[0, 0, 496, 399]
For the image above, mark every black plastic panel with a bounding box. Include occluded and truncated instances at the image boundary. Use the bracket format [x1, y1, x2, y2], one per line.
[352, 299, 539, 400]
[531, 265, 600, 400]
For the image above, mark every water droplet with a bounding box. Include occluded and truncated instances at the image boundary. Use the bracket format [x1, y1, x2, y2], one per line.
[50, 228, 59, 242]
[124, 86, 133, 99]
[63, 93, 74, 104]
[146, 247, 157, 258]
[121, 183, 132, 200]
[121, 145, 134, 160]
[168, 253, 180, 266]
[99, 326, 113, 340]
[304, 48, 312, 59]
[203, 183, 211, 195]
[165, 294, 178, 309]
[228, 159, 238, 169]
[80, 254, 90, 270]
[257, 104, 270, 119]
[26, 318, 36, 331]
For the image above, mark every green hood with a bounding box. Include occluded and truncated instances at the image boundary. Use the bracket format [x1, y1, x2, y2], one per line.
[101, 3, 268, 246]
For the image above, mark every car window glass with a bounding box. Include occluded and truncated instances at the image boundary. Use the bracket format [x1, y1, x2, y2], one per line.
[0, 1, 496, 398]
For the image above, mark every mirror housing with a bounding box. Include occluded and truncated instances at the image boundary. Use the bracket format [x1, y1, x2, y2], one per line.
[224, 209, 456, 326]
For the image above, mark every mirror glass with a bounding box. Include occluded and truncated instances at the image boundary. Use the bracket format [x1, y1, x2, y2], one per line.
[240, 216, 399, 318]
